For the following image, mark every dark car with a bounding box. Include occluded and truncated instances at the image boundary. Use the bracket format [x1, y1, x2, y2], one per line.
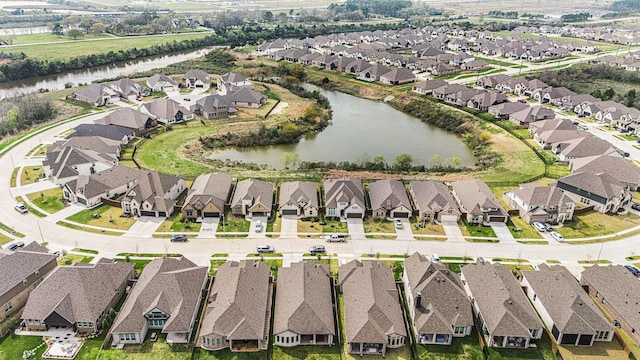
[632, 203, 640, 211]
[309, 245, 326, 255]
[170, 234, 188, 242]
[624, 265, 640, 277]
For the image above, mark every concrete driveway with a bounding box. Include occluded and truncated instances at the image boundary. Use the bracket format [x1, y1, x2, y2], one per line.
[280, 215, 298, 238]
[123, 216, 164, 238]
[442, 221, 465, 242]
[491, 222, 516, 243]
[250, 216, 267, 238]
[197, 217, 218, 239]
[394, 218, 414, 240]
[346, 218, 365, 239]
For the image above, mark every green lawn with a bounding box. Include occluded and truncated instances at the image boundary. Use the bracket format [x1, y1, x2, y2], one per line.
[114, 258, 151, 273]
[270, 344, 341, 359]
[486, 332, 556, 360]
[77, 334, 192, 360]
[556, 211, 640, 238]
[0, 221, 25, 238]
[0, 334, 47, 360]
[322, 219, 348, 233]
[507, 216, 543, 239]
[416, 336, 484, 359]
[56, 221, 124, 236]
[0, 233, 12, 245]
[58, 253, 94, 265]
[5, 32, 213, 61]
[8, 32, 112, 45]
[363, 219, 396, 234]
[19, 165, 45, 185]
[297, 219, 323, 234]
[210, 259, 228, 275]
[461, 219, 497, 238]
[26, 187, 65, 214]
[216, 213, 250, 233]
[66, 204, 136, 230]
[156, 214, 202, 233]
[193, 348, 265, 360]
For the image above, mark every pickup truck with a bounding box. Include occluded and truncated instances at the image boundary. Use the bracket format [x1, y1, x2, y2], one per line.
[326, 234, 350, 242]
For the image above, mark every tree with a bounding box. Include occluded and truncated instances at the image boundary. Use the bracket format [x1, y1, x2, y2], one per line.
[428, 154, 442, 168]
[395, 153, 413, 170]
[51, 23, 64, 37]
[263, 11, 274, 23]
[373, 155, 386, 170]
[79, 14, 95, 34]
[280, 152, 300, 169]
[67, 29, 84, 40]
[478, 131, 491, 143]
[452, 156, 462, 167]
[90, 22, 107, 36]
[603, 88, 615, 100]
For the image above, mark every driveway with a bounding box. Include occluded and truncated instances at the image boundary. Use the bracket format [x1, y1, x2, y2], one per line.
[197, 217, 218, 239]
[442, 221, 465, 242]
[346, 218, 365, 239]
[122, 216, 164, 238]
[394, 218, 414, 240]
[280, 215, 298, 238]
[491, 222, 516, 243]
[250, 216, 267, 238]
[282, 253, 303, 267]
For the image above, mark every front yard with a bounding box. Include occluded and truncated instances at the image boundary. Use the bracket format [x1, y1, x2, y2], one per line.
[20, 165, 45, 186]
[460, 219, 497, 238]
[556, 211, 640, 239]
[297, 219, 323, 234]
[66, 205, 136, 231]
[414, 221, 446, 236]
[321, 218, 349, 233]
[216, 212, 250, 234]
[26, 187, 65, 214]
[363, 218, 396, 238]
[57, 253, 94, 265]
[156, 214, 202, 233]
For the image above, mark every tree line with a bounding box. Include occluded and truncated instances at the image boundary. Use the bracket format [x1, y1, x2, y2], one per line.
[0, 95, 57, 139]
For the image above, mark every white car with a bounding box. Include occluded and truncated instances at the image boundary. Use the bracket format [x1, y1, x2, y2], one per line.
[255, 220, 263, 233]
[550, 231, 564, 242]
[14, 203, 28, 214]
[532, 222, 546, 232]
[394, 219, 403, 229]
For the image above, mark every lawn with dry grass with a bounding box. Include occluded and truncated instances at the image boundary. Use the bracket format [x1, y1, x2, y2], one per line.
[556, 212, 640, 238]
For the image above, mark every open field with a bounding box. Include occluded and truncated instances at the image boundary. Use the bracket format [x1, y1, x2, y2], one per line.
[557, 212, 640, 238]
[5, 33, 112, 45]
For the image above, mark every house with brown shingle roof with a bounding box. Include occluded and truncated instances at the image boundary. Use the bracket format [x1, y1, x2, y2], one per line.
[95, 107, 157, 136]
[73, 83, 119, 107]
[580, 265, 640, 346]
[191, 94, 237, 120]
[0, 244, 57, 322]
[63, 165, 149, 208]
[217, 72, 253, 95]
[368, 179, 412, 219]
[230, 179, 273, 219]
[451, 179, 508, 224]
[467, 92, 508, 112]
[503, 182, 575, 224]
[146, 74, 178, 92]
[181, 173, 232, 221]
[324, 177, 366, 221]
[461, 262, 543, 348]
[380, 68, 416, 86]
[552, 136, 617, 162]
[197, 260, 272, 352]
[569, 155, 640, 191]
[273, 261, 335, 347]
[278, 181, 318, 218]
[43, 142, 119, 185]
[403, 253, 473, 345]
[110, 257, 208, 346]
[509, 105, 556, 126]
[21, 260, 134, 334]
[412, 79, 448, 95]
[339, 260, 406, 356]
[140, 98, 194, 125]
[121, 171, 187, 218]
[488, 102, 529, 119]
[409, 181, 460, 222]
[521, 264, 613, 346]
[556, 172, 632, 214]
[226, 87, 268, 109]
[182, 69, 211, 89]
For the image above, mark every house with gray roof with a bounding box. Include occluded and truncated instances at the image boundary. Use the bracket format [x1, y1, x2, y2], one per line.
[461, 262, 543, 348]
[182, 69, 211, 89]
[226, 87, 268, 109]
[409, 181, 460, 222]
[197, 260, 272, 352]
[324, 177, 366, 220]
[278, 181, 318, 218]
[412, 79, 448, 95]
[274, 261, 335, 347]
[21, 260, 134, 334]
[110, 78, 146, 99]
[230, 179, 273, 219]
[569, 155, 640, 191]
[0, 244, 57, 323]
[467, 92, 508, 112]
[43, 141, 119, 185]
[95, 107, 157, 136]
[556, 172, 632, 214]
[121, 171, 187, 218]
[73, 83, 119, 107]
[181, 173, 232, 221]
[503, 182, 575, 224]
[521, 264, 613, 346]
[110, 257, 208, 346]
[140, 98, 194, 125]
[451, 179, 508, 224]
[50, 136, 121, 160]
[380, 68, 416, 86]
[217, 72, 253, 95]
[339, 260, 406, 356]
[146, 74, 178, 92]
[552, 136, 618, 162]
[191, 94, 237, 120]
[368, 179, 412, 219]
[403, 253, 473, 345]
[488, 102, 529, 119]
[580, 265, 640, 346]
[69, 124, 135, 145]
[63, 165, 149, 208]
[509, 105, 556, 126]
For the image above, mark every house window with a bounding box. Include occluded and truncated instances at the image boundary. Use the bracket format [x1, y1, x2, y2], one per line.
[580, 197, 591, 205]
[595, 292, 599, 298]
[597, 331, 609, 339]
[601, 298, 606, 304]
[22, 279, 27, 286]
[3, 301, 12, 312]
[530, 329, 538, 337]
[35, 270, 40, 277]
[186, 210, 193, 217]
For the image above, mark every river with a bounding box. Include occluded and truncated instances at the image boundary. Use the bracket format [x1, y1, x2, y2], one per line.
[208, 88, 475, 169]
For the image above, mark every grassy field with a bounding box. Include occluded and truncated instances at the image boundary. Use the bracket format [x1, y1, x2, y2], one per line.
[66, 204, 136, 230]
[7, 32, 112, 45]
[416, 336, 484, 359]
[20, 165, 45, 185]
[4, 32, 213, 61]
[26, 187, 65, 214]
[556, 212, 640, 238]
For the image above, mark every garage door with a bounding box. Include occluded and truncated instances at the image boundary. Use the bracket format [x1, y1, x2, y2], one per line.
[158, 212, 167, 217]
[394, 212, 410, 218]
[346, 212, 362, 218]
[252, 211, 267, 217]
[203, 212, 220, 217]
[281, 209, 298, 216]
[560, 334, 578, 345]
[489, 216, 506, 222]
[77, 197, 87, 205]
[141, 211, 155, 217]
[441, 215, 458, 222]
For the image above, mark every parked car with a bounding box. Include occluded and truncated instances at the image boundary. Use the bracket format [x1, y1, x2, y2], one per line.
[550, 231, 564, 242]
[517, 99, 527, 103]
[183, 97, 191, 101]
[577, 124, 589, 130]
[14, 203, 28, 214]
[624, 265, 640, 277]
[170, 234, 188, 242]
[532, 222, 546, 232]
[326, 234, 349, 242]
[543, 223, 553, 232]
[394, 219, 403, 229]
[255, 220, 263, 233]
[309, 245, 326, 255]
[632, 203, 640, 211]
[431, 253, 440, 262]
[477, 257, 485, 264]
[257, 244, 275, 253]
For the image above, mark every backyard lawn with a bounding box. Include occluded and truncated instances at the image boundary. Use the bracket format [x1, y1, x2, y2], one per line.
[486, 332, 556, 360]
[0, 334, 46, 360]
[26, 187, 65, 214]
[270, 344, 341, 360]
[557, 211, 640, 238]
[66, 205, 136, 230]
[416, 336, 484, 360]
[558, 338, 627, 360]
[20, 165, 45, 185]
[193, 348, 265, 359]
[156, 214, 202, 233]
[76, 334, 192, 360]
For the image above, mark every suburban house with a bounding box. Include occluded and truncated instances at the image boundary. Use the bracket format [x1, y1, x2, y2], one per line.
[461, 262, 544, 348]
[339, 260, 406, 356]
[95, 107, 157, 136]
[503, 182, 575, 224]
[146, 74, 178, 92]
[191, 94, 237, 119]
[43, 140, 119, 185]
[140, 98, 194, 125]
[110, 257, 208, 346]
[324, 177, 366, 220]
[535, 129, 587, 151]
[226, 87, 268, 109]
[121, 171, 187, 218]
[509, 106, 556, 126]
[409, 180, 461, 222]
[63, 165, 149, 208]
[69, 124, 135, 145]
[467, 92, 508, 112]
[521, 264, 613, 346]
[412, 79, 448, 95]
[432, 84, 468, 101]
[580, 265, 640, 346]
[278, 181, 319, 218]
[528, 118, 577, 140]
[569, 155, 640, 190]
[198, 260, 272, 352]
[403, 253, 473, 345]
[230, 179, 273, 218]
[217, 71, 253, 95]
[0, 244, 57, 323]
[273, 261, 335, 347]
[181, 173, 233, 221]
[368, 179, 413, 218]
[110, 78, 146, 99]
[380, 68, 416, 85]
[182, 69, 211, 89]
[73, 83, 119, 107]
[451, 179, 508, 224]
[488, 102, 529, 119]
[50, 136, 121, 160]
[21, 260, 134, 334]
[556, 172, 632, 214]
[552, 136, 617, 162]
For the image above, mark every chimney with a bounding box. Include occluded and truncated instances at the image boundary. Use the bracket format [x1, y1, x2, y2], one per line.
[416, 292, 422, 308]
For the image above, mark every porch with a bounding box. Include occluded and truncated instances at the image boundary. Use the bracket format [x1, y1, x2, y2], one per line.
[349, 342, 385, 355]
[231, 339, 260, 352]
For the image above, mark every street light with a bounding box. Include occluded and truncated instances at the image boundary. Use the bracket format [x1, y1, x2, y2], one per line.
[36, 219, 44, 244]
